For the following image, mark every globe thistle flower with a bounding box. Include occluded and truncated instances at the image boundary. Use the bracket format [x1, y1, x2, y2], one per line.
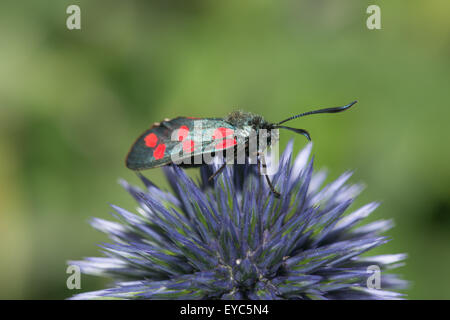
[69, 142, 407, 300]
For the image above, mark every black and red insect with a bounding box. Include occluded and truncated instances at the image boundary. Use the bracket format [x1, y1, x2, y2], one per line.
[126, 100, 357, 197]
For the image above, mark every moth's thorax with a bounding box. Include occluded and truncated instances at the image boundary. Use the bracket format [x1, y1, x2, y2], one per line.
[226, 111, 272, 130]
[226, 111, 278, 146]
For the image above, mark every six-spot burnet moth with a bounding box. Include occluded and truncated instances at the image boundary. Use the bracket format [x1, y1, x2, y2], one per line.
[126, 100, 357, 197]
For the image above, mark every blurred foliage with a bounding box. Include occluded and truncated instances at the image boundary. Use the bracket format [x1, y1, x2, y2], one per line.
[0, 0, 449, 299]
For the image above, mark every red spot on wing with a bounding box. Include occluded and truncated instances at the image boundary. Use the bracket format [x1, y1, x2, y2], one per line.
[215, 138, 237, 150]
[182, 139, 195, 153]
[144, 133, 158, 148]
[177, 125, 189, 141]
[213, 127, 234, 140]
[213, 127, 236, 150]
[153, 144, 166, 160]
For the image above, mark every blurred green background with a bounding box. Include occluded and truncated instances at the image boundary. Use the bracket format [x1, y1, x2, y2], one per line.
[0, 0, 449, 299]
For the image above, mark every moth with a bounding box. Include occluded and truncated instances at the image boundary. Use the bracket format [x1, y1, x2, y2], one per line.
[126, 100, 357, 197]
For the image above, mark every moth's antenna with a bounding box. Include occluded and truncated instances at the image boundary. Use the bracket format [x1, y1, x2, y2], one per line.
[277, 100, 357, 125]
[274, 126, 311, 141]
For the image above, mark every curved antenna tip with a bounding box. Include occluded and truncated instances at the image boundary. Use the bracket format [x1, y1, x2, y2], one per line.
[340, 100, 358, 112]
[347, 100, 358, 107]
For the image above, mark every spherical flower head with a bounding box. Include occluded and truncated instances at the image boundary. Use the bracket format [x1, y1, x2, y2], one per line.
[70, 142, 407, 300]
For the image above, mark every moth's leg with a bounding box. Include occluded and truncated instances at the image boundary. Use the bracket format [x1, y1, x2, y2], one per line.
[257, 153, 280, 198]
[209, 143, 240, 181]
[265, 175, 280, 198]
[208, 162, 227, 181]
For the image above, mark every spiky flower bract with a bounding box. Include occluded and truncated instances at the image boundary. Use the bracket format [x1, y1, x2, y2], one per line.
[70, 142, 407, 300]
